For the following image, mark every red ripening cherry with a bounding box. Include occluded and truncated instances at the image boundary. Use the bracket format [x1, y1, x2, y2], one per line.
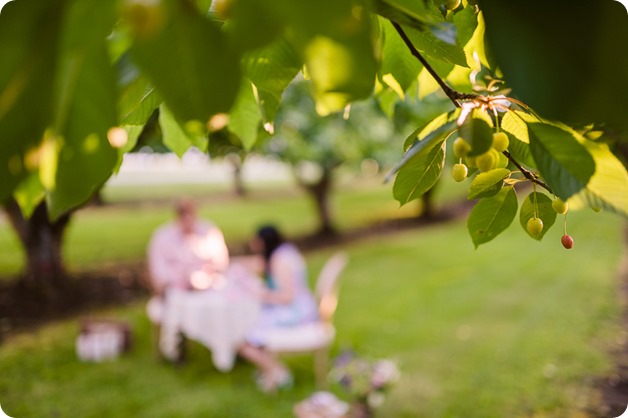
[561, 234, 574, 249]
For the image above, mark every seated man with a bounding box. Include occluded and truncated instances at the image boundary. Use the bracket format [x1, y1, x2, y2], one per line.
[146, 198, 229, 322]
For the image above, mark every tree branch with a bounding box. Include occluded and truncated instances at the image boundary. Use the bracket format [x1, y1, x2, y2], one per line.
[391, 22, 479, 108]
[503, 150, 553, 194]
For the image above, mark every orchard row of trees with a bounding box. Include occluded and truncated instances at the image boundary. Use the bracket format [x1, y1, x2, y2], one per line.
[1, 0, 627, 288]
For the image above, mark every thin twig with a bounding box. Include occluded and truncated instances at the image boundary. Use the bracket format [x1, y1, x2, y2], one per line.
[391, 21, 480, 108]
[502, 150, 553, 194]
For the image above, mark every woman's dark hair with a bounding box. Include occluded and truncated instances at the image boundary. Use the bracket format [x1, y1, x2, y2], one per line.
[256, 225, 285, 265]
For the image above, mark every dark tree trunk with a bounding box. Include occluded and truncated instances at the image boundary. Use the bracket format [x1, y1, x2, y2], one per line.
[4, 198, 72, 289]
[227, 154, 246, 197]
[419, 187, 437, 220]
[296, 167, 336, 237]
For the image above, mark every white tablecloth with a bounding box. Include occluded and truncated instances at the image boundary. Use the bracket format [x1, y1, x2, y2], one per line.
[159, 282, 260, 372]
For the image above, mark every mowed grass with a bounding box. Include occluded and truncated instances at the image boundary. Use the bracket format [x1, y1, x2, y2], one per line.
[0, 177, 436, 277]
[0, 207, 625, 417]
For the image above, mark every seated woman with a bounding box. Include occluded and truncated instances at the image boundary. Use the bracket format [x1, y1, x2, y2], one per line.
[239, 225, 318, 392]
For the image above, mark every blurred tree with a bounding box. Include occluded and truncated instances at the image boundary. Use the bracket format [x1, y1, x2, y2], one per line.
[3, 199, 71, 289]
[266, 80, 395, 235]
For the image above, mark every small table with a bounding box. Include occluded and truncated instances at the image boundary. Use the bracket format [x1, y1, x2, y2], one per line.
[159, 274, 261, 372]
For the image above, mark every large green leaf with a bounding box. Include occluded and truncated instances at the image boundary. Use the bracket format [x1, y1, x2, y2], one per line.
[220, 0, 283, 51]
[403, 24, 468, 67]
[403, 109, 459, 152]
[117, 54, 162, 125]
[528, 123, 595, 201]
[480, 0, 628, 130]
[377, 0, 443, 25]
[454, 4, 479, 48]
[386, 117, 456, 182]
[275, 0, 376, 115]
[393, 142, 445, 205]
[227, 80, 262, 150]
[160, 104, 207, 157]
[577, 140, 628, 218]
[379, 19, 423, 92]
[460, 109, 493, 157]
[467, 168, 510, 200]
[519, 192, 557, 241]
[500, 111, 535, 168]
[243, 37, 301, 108]
[0, 0, 64, 201]
[130, 0, 241, 125]
[47, 0, 119, 219]
[467, 186, 518, 248]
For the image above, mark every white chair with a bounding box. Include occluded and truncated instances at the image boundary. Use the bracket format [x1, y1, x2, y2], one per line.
[263, 251, 348, 387]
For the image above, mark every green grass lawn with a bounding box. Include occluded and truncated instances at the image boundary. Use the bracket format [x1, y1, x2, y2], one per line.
[0, 207, 624, 417]
[0, 177, 445, 277]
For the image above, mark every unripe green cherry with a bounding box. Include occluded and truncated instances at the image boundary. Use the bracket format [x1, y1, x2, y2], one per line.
[527, 217, 544, 238]
[465, 156, 477, 168]
[492, 132, 509, 152]
[453, 137, 472, 158]
[496, 151, 509, 168]
[476, 150, 497, 172]
[444, 0, 461, 10]
[552, 198, 569, 214]
[452, 163, 468, 182]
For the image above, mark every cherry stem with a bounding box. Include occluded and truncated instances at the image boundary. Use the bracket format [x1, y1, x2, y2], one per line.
[391, 22, 480, 108]
[502, 150, 553, 194]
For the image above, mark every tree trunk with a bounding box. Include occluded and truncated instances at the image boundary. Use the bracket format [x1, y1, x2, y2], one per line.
[419, 187, 437, 220]
[227, 154, 246, 197]
[303, 168, 336, 237]
[4, 198, 72, 289]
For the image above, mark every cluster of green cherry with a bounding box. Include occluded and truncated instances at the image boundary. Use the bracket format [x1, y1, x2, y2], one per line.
[450, 131, 574, 250]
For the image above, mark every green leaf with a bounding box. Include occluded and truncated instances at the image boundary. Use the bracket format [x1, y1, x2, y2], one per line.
[417, 60, 454, 99]
[467, 186, 518, 248]
[117, 54, 162, 125]
[576, 140, 628, 218]
[500, 111, 535, 168]
[454, 4, 479, 48]
[504, 131, 535, 169]
[480, 0, 628, 130]
[0, 0, 64, 201]
[461, 109, 493, 157]
[159, 104, 207, 157]
[372, 0, 431, 32]
[130, 0, 241, 125]
[519, 192, 556, 241]
[13, 173, 46, 218]
[386, 117, 456, 182]
[403, 24, 468, 67]
[48, 0, 119, 219]
[463, 11, 491, 69]
[528, 123, 595, 201]
[403, 111, 452, 150]
[501, 111, 530, 143]
[379, 19, 423, 92]
[113, 125, 144, 173]
[227, 80, 262, 150]
[243, 37, 301, 107]
[303, 11, 377, 115]
[221, 0, 283, 51]
[467, 168, 510, 200]
[393, 142, 445, 205]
